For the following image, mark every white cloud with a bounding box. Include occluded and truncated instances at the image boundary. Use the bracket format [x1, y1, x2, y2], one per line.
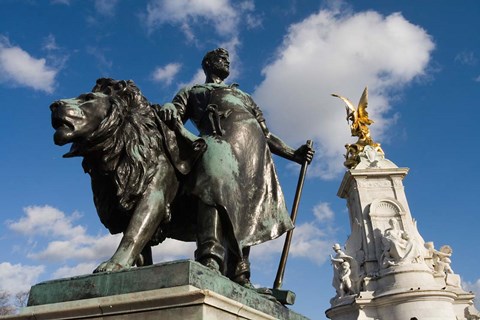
[7, 205, 120, 263]
[251, 201, 338, 266]
[94, 0, 119, 16]
[238, 1, 262, 29]
[250, 235, 285, 260]
[313, 202, 335, 222]
[8, 205, 85, 240]
[289, 223, 333, 264]
[27, 234, 121, 262]
[52, 262, 98, 279]
[178, 69, 206, 89]
[0, 36, 58, 93]
[253, 9, 434, 179]
[46, 240, 195, 279]
[7, 205, 195, 275]
[144, 0, 239, 38]
[0, 262, 44, 294]
[153, 63, 182, 85]
[251, 222, 334, 266]
[238, 0, 254, 11]
[151, 239, 195, 262]
[245, 13, 263, 29]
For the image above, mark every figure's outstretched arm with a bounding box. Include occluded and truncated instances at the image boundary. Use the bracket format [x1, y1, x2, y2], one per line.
[259, 121, 314, 164]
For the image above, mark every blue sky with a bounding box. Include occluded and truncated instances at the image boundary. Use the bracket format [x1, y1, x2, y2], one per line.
[0, 0, 478, 318]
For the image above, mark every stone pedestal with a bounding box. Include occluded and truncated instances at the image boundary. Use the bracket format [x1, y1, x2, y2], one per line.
[2, 260, 308, 320]
[325, 152, 478, 320]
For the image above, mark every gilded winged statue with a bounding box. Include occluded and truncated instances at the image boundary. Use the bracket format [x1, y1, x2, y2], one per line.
[332, 87, 384, 168]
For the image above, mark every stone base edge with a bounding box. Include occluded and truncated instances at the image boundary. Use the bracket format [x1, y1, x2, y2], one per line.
[3, 285, 278, 320]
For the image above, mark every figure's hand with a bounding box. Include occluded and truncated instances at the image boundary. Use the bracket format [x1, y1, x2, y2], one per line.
[159, 102, 178, 124]
[293, 143, 315, 164]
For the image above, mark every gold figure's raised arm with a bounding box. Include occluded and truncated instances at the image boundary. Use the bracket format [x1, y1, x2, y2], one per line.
[331, 93, 357, 123]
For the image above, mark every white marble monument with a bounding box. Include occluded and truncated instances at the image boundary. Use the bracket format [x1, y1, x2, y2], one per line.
[326, 89, 478, 320]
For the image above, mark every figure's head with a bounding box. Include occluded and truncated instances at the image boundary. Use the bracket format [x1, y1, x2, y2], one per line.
[202, 48, 230, 80]
[332, 243, 342, 252]
[388, 218, 398, 228]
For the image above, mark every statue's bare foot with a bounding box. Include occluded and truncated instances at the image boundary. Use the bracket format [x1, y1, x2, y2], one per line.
[93, 260, 130, 273]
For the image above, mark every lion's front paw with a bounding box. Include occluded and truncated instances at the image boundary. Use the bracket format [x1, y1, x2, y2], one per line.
[93, 260, 128, 273]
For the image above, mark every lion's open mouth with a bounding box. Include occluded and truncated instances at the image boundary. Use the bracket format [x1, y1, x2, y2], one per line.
[52, 116, 74, 131]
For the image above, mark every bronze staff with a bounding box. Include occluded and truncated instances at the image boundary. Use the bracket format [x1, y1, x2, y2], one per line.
[274, 139, 313, 290]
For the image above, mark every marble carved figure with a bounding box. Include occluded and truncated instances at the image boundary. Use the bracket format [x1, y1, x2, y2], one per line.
[330, 243, 362, 300]
[381, 218, 422, 268]
[432, 244, 454, 274]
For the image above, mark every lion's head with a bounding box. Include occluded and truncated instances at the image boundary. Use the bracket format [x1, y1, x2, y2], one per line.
[51, 91, 111, 146]
[50, 78, 165, 233]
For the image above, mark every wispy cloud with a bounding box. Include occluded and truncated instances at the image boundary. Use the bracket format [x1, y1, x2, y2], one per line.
[0, 36, 59, 93]
[151, 239, 195, 263]
[43, 34, 59, 51]
[313, 202, 335, 222]
[455, 51, 477, 66]
[239, 0, 262, 29]
[86, 46, 113, 71]
[144, 0, 239, 38]
[251, 201, 338, 266]
[152, 62, 182, 85]
[94, 0, 119, 17]
[42, 34, 69, 71]
[253, 8, 434, 179]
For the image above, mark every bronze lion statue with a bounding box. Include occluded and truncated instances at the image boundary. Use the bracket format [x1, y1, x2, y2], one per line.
[50, 78, 204, 272]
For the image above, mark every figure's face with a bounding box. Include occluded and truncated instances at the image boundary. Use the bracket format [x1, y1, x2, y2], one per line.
[208, 52, 230, 80]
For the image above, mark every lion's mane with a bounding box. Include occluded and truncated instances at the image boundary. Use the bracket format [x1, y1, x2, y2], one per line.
[81, 78, 165, 233]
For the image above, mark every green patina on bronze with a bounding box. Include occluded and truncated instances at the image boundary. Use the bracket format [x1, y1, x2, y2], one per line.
[49, 49, 315, 307]
[28, 260, 308, 320]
